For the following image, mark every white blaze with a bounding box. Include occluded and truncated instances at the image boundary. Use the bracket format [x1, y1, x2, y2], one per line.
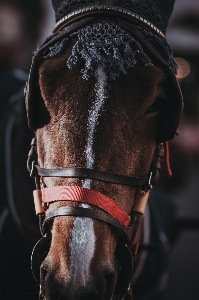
[69, 67, 108, 289]
[84, 67, 108, 188]
[69, 217, 96, 292]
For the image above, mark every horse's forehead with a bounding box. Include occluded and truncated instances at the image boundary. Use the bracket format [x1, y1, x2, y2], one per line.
[39, 56, 167, 102]
[110, 65, 167, 92]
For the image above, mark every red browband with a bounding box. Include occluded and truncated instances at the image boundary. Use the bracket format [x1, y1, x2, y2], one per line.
[40, 186, 131, 227]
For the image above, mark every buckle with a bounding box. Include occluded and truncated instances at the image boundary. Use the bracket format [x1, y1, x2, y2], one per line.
[30, 161, 36, 177]
[148, 171, 153, 189]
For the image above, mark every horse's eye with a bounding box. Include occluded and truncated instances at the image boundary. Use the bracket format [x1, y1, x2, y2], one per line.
[147, 97, 167, 114]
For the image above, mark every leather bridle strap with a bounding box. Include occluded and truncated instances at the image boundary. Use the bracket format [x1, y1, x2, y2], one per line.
[43, 206, 129, 241]
[34, 165, 148, 187]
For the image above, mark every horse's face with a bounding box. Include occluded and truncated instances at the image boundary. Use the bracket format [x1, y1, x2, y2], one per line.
[36, 40, 169, 299]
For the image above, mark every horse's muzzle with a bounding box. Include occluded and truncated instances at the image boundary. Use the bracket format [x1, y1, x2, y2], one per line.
[40, 263, 117, 300]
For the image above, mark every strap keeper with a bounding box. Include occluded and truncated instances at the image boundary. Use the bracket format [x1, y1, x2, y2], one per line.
[33, 190, 45, 215]
[133, 190, 150, 214]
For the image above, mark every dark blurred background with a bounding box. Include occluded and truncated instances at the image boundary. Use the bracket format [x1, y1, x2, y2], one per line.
[0, 1, 54, 299]
[0, 0, 198, 299]
[160, 1, 199, 299]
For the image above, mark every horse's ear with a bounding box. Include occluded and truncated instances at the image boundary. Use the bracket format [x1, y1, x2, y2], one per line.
[154, 0, 176, 20]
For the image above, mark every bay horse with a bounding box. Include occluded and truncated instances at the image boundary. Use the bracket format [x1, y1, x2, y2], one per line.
[25, 1, 183, 299]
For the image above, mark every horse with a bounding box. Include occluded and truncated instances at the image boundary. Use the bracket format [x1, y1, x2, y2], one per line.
[25, 1, 183, 299]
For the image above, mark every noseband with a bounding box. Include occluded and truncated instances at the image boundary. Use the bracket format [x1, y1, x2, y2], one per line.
[26, 2, 183, 299]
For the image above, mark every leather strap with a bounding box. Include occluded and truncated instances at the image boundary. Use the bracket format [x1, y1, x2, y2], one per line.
[35, 166, 148, 187]
[43, 206, 129, 240]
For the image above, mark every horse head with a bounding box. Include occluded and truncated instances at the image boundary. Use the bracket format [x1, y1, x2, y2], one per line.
[26, 1, 183, 299]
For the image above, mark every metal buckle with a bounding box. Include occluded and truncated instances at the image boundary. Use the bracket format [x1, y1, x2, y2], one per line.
[30, 161, 36, 177]
[148, 171, 153, 189]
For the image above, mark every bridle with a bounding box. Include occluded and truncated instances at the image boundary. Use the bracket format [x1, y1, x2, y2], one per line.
[26, 2, 183, 299]
[28, 138, 164, 299]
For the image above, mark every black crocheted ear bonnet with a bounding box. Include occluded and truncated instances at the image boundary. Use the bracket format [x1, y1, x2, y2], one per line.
[36, 0, 177, 80]
[52, 0, 174, 33]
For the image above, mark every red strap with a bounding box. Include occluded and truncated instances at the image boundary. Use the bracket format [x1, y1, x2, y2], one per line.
[164, 141, 172, 177]
[41, 186, 130, 227]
